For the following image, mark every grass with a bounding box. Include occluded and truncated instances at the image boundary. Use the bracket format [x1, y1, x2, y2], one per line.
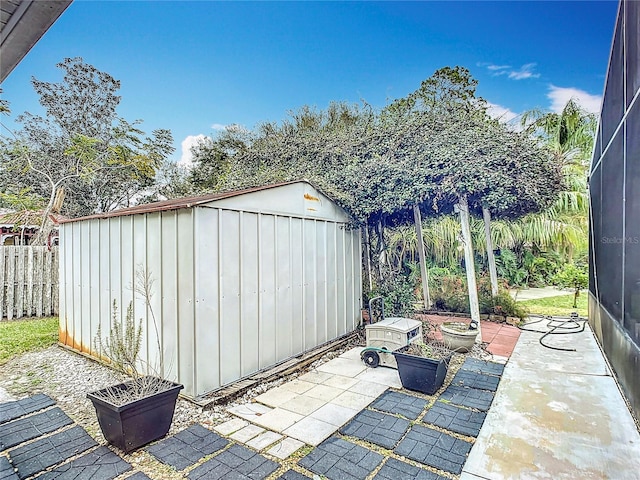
[0, 317, 59, 365]
[518, 293, 588, 318]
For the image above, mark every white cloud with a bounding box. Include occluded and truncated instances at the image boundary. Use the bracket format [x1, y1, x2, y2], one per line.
[179, 134, 207, 168]
[480, 62, 539, 80]
[486, 64, 511, 76]
[547, 85, 602, 114]
[487, 64, 511, 71]
[487, 102, 518, 123]
[486, 101, 522, 131]
[211, 123, 226, 131]
[508, 63, 540, 80]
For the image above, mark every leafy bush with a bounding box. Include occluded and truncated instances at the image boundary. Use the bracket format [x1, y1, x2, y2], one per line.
[431, 275, 470, 313]
[552, 262, 588, 308]
[430, 273, 527, 319]
[495, 248, 529, 287]
[374, 274, 417, 317]
[522, 251, 563, 287]
[480, 291, 528, 320]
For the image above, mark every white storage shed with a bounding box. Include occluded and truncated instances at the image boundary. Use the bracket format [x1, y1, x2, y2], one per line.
[59, 181, 362, 398]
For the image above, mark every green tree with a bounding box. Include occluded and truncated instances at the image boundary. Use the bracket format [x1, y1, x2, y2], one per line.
[519, 98, 596, 262]
[1, 58, 174, 243]
[553, 263, 588, 308]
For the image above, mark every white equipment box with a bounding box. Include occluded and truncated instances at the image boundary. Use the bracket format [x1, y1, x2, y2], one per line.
[364, 317, 423, 368]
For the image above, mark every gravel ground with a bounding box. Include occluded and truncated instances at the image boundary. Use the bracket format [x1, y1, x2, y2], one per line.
[0, 318, 493, 479]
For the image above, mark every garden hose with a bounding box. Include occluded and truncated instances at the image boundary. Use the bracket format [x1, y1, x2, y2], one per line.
[518, 312, 587, 352]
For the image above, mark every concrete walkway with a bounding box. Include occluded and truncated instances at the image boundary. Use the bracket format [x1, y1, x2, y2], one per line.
[461, 319, 640, 480]
[226, 347, 401, 447]
[509, 286, 572, 301]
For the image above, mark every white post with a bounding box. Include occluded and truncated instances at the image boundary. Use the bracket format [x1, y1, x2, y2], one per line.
[413, 204, 431, 309]
[458, 194, 482, 342]
[483, 206, 499, 297]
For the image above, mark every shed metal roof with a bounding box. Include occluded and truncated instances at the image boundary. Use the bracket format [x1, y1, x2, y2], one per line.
[60, 180, 341, 224]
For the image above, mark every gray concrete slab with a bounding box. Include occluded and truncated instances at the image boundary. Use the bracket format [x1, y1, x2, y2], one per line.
[462, 324, 640, 480]
[509, 327, 610, 376]
[0, 388, 15, 404]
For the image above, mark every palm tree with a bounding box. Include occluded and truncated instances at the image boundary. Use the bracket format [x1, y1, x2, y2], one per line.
[520, 98, 596, 168]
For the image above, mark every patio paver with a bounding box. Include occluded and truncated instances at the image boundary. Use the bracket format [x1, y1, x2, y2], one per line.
[187, 444, 279, 480]
[369, 390, 428, 420]
[214, 418, 248, 436]
[146, 424, 228, 471]
[354, 366, 402, 388]
[459, 357, 505, 377]
[246, 430, 283, 450]
[331, 390, 375, 411]
[0, 394, 55, 425]
[322, 375, 359, 390]
[254, 388, 299, 408]
[266, 437, 305, 459]
[282, 416, 335, 446]
[275, 470, 310, 480]
[422, 401, 486, 437]
[394, 424, 472, 475]
[450, 369, 500, 391]
[439, 385, 495, 411]
[0, 407, 73, 451]
[372, 457, 448, 480]
[278, 395, 325, 416]
[0, 456, 18, 480]
[339, 409, 410, 450]
[8, 425, 97, 479]
[252, 408, 304, 432]
[298, 436, 383, 480]
[297, 370, 333, 385]
[231, 424, 266, 443]
[279, 380, 316, 395]
[37, 446, 131, 480]
[347, 380, 388, 398]
[309, 403, 358, 428]
[127, 473, 151, 480]
[316, 358, 367, 377]
[227, 403, 272, 423]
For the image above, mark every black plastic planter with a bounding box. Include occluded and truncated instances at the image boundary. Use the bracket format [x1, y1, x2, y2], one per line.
[87, 377, 183, 453]
[393, 348, 450, 395]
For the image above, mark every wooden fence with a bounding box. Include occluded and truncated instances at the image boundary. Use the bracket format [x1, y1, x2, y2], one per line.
[0, 246, 59, 320]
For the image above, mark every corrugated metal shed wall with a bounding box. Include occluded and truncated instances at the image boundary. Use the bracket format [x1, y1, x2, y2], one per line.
[59, 182, 362, 398]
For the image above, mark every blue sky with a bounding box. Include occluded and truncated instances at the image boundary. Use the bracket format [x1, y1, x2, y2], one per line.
[1, 1, 619, 165]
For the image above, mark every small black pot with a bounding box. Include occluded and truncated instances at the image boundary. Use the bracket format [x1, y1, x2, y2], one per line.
[87, 377, 183, 453]
[393, 347, 449, 395]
